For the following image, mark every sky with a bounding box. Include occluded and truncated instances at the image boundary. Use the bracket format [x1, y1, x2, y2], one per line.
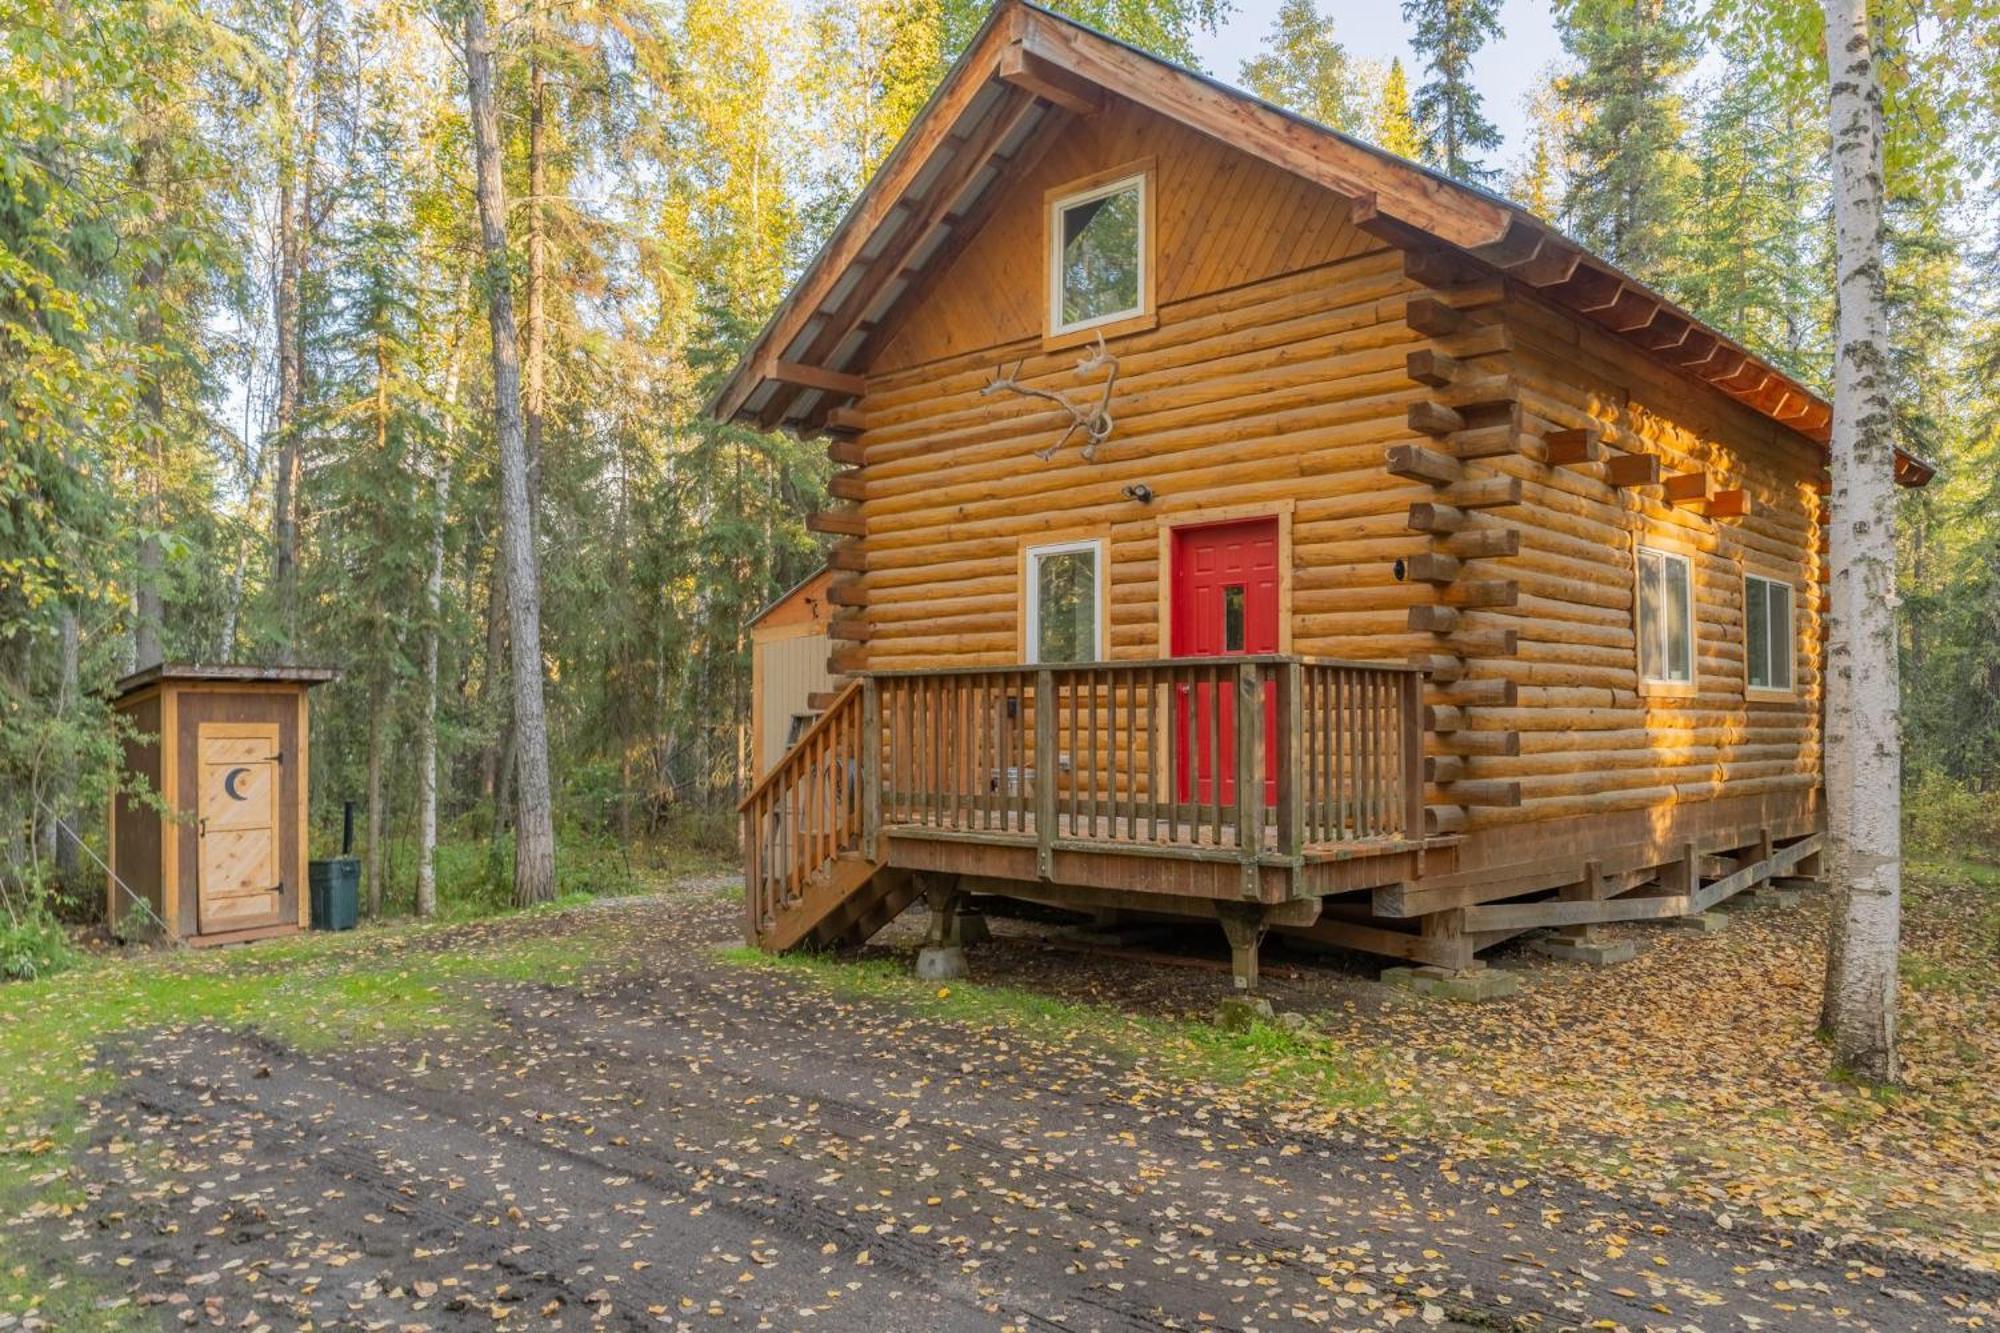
[1189, 0, 1567, 169]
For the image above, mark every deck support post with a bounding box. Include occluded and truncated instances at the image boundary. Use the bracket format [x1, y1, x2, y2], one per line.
[1559, 858, 1606, 943]
[1215, 903, 1268, 991]
[1420, 907, 1474, 971]
[915, 871, 970, 979]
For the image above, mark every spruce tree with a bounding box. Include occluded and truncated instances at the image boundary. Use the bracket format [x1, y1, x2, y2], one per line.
[1400, 0, 1503, 181]
[1238, 0, 1362, 132]
[1371, 57, 1423, 159]
[1552, 0, 1699, 279]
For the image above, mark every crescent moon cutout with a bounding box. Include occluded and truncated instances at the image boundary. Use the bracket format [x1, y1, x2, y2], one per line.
[223, 767, 251, 800]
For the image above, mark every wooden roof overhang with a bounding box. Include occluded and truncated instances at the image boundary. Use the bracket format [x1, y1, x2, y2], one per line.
[709, 0, 1933, 489]
[109, 663, 342, 702]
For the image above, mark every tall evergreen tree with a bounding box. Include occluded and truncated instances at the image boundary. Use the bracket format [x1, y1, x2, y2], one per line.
[1371, 57, 1423, 159]
[1238, 0, 1362, 132]
[1400, 0, 1503, 181]
[1551, 0, 1698, 278]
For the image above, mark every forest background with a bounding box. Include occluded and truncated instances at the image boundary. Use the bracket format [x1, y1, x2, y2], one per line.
[2, 0, 1996, 942]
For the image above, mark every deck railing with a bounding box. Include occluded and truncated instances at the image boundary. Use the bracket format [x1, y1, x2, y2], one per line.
[738, 679, 865, 939]
[870, 656, 1424, 865]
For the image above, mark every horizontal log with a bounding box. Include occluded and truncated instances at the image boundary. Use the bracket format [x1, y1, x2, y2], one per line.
[1404, 295, 1464, 336]
[1405, 552, 1462, 584]
[1434, 730, 1520, 757]
[825, 405, 865, 434]
[1407, 652, 1464, 681]
[1407, 347, 1459, 387]
[1464, 892, 1690, 931]
[1407, 604, 1459, 633]
[826, 616, 874, 642]
[1440, 527, 1520, 559]
[1440, 376, 1519, 412]
[1446, 627, 1517, 657]
[1450, 424, 1528, 459]
[1408, 401, 1464, 436]
[1386, 443, 1462, 485]
[1708, 488, 1752, 518]
[1662, 472, 1708, 503]
[827, 539, 867, 572]
[826, 437, 866, 466]
[1604, 453, 1662, 487]
[1439, 476, 1521, 509]
[1440, 322, 1511, 359]
[1438, 778, 1521, 807]
[1425, 804, 1468, 836]
[1425, 755, 1467, 783]
[1425, 704, 1465, 732]
[1407, 502, 1466, 533]
[826, 577, 869, 608]
[827, 471, 866, 501]
[1435, 677, 1516, 707]
[1441, 579, 1517, 609]
[807, 509, 865, 537]
[1542, 427, 1602, 465]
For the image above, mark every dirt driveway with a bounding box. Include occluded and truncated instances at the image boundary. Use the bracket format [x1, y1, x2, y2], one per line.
[51, 886, 1997, 1331]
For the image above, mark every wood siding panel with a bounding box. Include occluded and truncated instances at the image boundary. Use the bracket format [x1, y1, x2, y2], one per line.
[873, 96, 1369, 374]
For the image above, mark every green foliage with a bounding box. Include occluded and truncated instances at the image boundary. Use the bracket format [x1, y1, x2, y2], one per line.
[0, 901, 78, 982]
[1904, 773, 2000, 863]
[1238, 0, 1363, 132]
[1371, 57, 1424, 160]
[1551, 0, 1698, 276]
[1400, 0, 1504, 181]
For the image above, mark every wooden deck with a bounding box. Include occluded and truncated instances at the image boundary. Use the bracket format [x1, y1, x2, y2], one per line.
[739, 656, 1437, 948]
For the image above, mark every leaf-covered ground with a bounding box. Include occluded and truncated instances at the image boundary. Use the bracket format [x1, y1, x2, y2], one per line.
[861, 867, 2000, 1269]
[0, 865, 1994, 1330]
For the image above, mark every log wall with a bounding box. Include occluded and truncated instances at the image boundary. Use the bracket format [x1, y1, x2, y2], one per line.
[836, 95, 1824, 893]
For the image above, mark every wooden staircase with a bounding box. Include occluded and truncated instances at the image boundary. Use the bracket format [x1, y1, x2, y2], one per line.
[738, 680, 911, 950]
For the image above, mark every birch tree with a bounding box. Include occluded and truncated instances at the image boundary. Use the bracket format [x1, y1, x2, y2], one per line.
[460, 0, 558, 906]
[1818, 0, 1902, 1083]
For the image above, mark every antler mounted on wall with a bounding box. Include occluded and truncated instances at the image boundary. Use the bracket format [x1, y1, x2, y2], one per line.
[981, 334, 1120, 462]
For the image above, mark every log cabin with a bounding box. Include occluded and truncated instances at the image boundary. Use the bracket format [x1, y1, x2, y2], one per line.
[716, 1, 1933, 985]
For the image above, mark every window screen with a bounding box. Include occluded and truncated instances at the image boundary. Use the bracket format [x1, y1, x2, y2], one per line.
[1030, 543, 1099, 664]
[1746, 575, 1794, 691]
[1054, 177, 1143, 332]
[1637, 546, 1694, 685]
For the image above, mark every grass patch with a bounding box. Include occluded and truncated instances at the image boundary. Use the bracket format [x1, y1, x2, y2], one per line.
[0, 901, 656, 1328]
[717, 947, 1395, 1114]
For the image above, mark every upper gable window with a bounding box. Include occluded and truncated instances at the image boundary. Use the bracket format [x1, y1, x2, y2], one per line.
[1049, 171, 1148, 336]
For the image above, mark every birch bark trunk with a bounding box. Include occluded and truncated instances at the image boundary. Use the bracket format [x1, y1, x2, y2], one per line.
[1818, 0, 1901, 1084]
[417, 289, 469, 920]
[462, 0, 558, 906]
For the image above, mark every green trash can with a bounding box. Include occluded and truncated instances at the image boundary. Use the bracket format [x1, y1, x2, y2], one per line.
[309, 857, 360, 931]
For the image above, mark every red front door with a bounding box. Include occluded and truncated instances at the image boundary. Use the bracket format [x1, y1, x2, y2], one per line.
[1171, 517, 1280, 807]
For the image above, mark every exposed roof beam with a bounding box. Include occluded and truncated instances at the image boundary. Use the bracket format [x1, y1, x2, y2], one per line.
[759, 358, 866, 398]
[998, 44, 1102, 116]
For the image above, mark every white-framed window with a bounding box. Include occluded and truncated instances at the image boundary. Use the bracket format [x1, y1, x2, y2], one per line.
[1048, 172, 1147, 336]
[1025, 539, 1104, 664]
[1744, 573, 1795, 694]
[1636, 545, 1695, 687]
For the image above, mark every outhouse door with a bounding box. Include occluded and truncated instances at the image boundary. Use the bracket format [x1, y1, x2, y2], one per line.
[196, 722, 285, 934]
[1170, 517, 1280, 807]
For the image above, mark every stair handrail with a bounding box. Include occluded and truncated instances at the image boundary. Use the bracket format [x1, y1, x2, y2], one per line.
[737, 678, 864, 813]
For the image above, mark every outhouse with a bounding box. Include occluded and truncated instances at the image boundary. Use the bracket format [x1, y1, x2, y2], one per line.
[108, 664, 336, 945]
